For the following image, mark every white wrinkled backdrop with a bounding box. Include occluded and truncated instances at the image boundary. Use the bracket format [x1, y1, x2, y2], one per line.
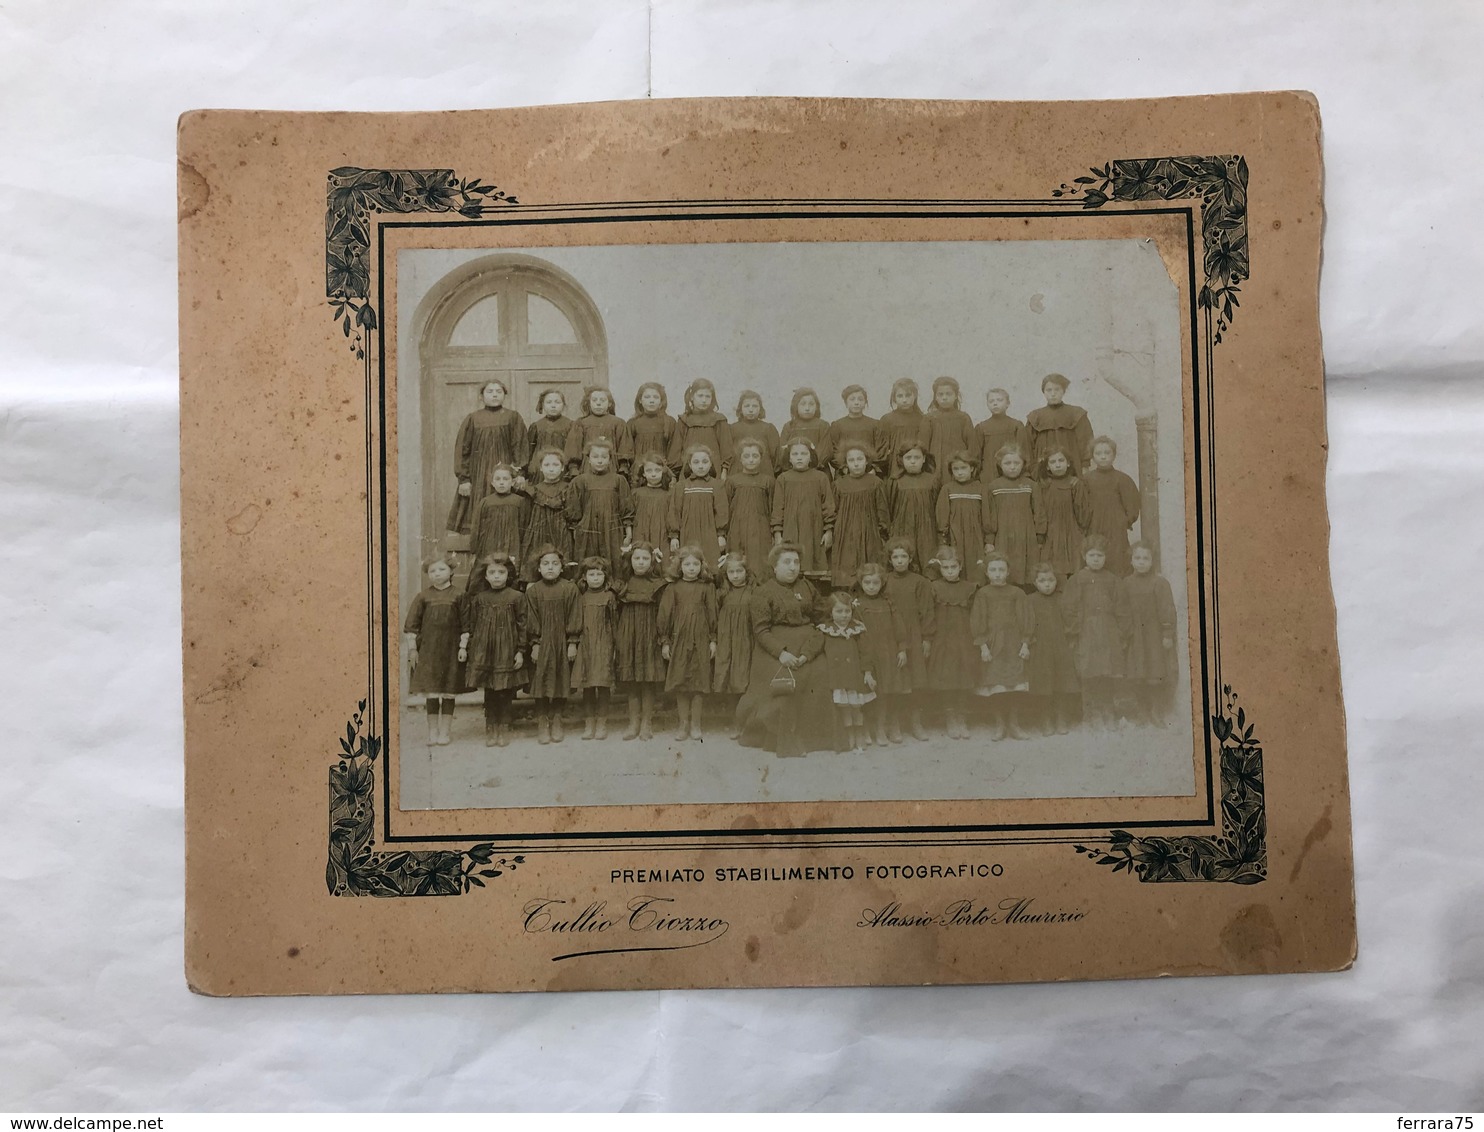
[2, 0, 1481, 1111]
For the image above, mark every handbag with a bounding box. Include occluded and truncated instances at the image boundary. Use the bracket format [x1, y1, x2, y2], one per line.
[769, 663, 797, 697]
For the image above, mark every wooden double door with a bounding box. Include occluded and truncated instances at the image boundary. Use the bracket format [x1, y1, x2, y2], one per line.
[419, 256, 608, 553]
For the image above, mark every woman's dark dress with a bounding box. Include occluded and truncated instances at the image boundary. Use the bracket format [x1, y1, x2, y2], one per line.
[459, 586, 528, 691]
[735, 577, 839, 755]
[404, 584, 464, 695]
[444, 405, 528, 535]
[614, 575, 666, 685]
[523, 578, 582, 698]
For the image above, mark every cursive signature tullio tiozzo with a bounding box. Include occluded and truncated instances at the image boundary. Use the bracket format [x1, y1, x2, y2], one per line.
[523, 895, 729, 961]
[858, 897, 1087, 928]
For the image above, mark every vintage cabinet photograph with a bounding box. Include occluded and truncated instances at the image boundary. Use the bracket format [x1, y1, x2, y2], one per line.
[180, 95, 1353, 994]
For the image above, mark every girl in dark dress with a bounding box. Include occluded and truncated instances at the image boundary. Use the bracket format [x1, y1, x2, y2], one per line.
[971, 553, 1034, 740]
[1026, 562, 1080, 735]
[935, 450, 992, 585]
[1026, 372, 1095, 478]
[444, 379, 528, 538]
[456, 553, 527, 747]
[630, 454, 673, 562]
[614, 542, 667, 741]
[659, 545, 718, 740]
[824, 384, 891, 476]
[922, 376, 977, 481]
[521, 448, 572, 581]
[879, 378, 929, 476]
[854, 562, 908, 746]
[564, 386, 630, 478]
[817, 591, 875, 753]
[465, 463, 530, 588]
[1123, 541, 1177, 726]
[887, 441, 939, 585]
[883, 536, 934, 741]
[667, 444, 729, 571]
[566, 438, 633, 573]
[1084, 436, 1142, 576]
[729, 391, 780, 480]
[525, 389, 576, 480]
[713, 552, 755, 736]
[830, 442, 892, 587]
[625, 382, 677, 484]
[1039, 446, 1092, 580]
[985, 445, 1046, 588]
[523, 545, 582, 744]
[776, 388, 831, 474]
[925, 546, 978, 740]
[571, 557, 619, 741]
[974, 388, 1031, 484]
[403, 557, 465, 746]
[668, 379, 732, 475]
[1062, 534, 1132, 730]
[734, 543, 839, 757]
[723, 439, 775, 572]
[771, 438, 835, 577]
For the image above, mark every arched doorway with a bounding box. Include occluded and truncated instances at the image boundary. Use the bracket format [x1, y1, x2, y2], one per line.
[416, 254, 608, 555]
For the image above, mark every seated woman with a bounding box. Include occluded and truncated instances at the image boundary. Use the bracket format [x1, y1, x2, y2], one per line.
[734, 542, 839, 757]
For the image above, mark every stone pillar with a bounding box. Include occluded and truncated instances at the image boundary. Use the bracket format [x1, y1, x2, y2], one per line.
[1133, 412, 1161, 571]
[1099, 323, 1160, 572]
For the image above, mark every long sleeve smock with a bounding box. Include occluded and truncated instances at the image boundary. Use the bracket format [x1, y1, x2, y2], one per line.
[445, 405, 528, 535]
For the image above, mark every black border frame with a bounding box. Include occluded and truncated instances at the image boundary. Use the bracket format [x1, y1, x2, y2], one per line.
[324, 157, 1266, 894]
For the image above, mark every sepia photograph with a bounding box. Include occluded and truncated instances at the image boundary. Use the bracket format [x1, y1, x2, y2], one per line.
[393, 238, 1197, 810]
[180, 94, 1352, 1002]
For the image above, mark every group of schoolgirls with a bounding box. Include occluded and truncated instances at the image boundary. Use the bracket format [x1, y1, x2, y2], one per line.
[404, 539, 759, 748]
[407, 370, 1177, 745]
